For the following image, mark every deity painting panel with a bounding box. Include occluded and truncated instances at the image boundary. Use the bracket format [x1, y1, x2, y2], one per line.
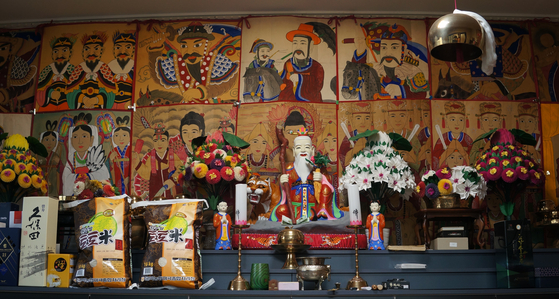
[239, 16, 337, 103]
[337, 18, 430, 101]
[36, 23, 137, 112]
[531, 21, 559, 102]
[134, 20, 241, 106]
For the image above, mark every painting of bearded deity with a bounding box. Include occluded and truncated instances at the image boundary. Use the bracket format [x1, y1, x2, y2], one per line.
[240, 16, 337, 103]
[337, 18, 430, 101]
[134, 20, 241, 106]
[36, 23, 137, 112]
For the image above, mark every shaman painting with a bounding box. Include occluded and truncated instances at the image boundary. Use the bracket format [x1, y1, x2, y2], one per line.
[36, 23, 137, 112]
[32, 110, 132, 197]
[134, 20, 241, 106]
[240, 17, 337, 103]
[0, 29, 41, 113]
[430, 20, 537, 101]
[531, 21, 559, 102]
[337, 18, 430, 101]
[131, 104, 236, 199]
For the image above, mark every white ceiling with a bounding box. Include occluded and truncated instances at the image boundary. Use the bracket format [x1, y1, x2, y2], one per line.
[1, 0, 557, 27]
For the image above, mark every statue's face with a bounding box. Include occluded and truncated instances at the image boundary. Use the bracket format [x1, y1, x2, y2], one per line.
[293, 138, 314, 160]
[217, 201, 228, 213]
[380, 39, 404, 68]
[370, 202, 380, 213]
[480, 113, 501, 132]
[180, 38, 207, 65]
[113, 41, 135, 63]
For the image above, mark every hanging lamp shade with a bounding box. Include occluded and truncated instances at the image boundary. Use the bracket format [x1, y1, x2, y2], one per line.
[428, 13, 484, 62]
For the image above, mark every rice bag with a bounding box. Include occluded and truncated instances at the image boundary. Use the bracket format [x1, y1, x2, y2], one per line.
[132, 199, 205, 289]
[66, 195, 131, 288]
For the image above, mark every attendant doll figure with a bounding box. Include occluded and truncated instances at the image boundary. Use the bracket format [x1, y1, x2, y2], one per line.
[367, 200, 385, 250]
[213, 200, 232, 250]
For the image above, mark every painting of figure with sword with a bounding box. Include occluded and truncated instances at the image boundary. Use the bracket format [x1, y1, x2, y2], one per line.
[432, 101, 473, 170]
[514, 103, 541, 164]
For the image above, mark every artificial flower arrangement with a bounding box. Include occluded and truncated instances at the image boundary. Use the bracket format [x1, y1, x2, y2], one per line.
[474, 128, 544, 220]
[0, 133, 48, 203]
[180, 130, 250, 210]
[417, 166, 487, 205]
[339, 130, 416, 204]
[72, 177, 120, 200]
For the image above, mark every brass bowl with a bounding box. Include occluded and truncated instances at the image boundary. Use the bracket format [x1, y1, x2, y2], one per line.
[277, 226, 305, 246]
[431, 194, 461, 209]
[297, 256, 330, 266]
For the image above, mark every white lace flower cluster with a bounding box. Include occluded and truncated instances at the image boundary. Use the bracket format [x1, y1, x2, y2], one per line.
[450, 166, 488, 200]
[339, 132, 416, 200]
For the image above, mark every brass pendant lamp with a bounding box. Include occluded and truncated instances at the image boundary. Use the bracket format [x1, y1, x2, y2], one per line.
[428, 1, 485, 62]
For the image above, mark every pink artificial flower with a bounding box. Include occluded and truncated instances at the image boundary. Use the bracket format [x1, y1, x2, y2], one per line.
[516, 166, 530, 180]
[502, 168, 518, 183]
[435, 167, 451, 179]
[486, 166, 502, 181]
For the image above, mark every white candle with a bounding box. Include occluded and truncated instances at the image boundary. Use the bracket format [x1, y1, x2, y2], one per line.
[347, 184, 361, 225]
[235, 183, 248, 225]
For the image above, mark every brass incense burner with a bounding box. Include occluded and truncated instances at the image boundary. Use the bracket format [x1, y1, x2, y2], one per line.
[296, 257, 331, 290]
[432, 194, 461, 209]
[271, 227, 310, 269]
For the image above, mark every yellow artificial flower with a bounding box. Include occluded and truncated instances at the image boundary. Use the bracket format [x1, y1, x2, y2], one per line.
[225, 156, 238, 167]
[521, 168, 528, 174]
[490, 168, 497, 175]
[4, 134, 29, 151]
[15, 162, 27, 174]
[481, 154, 487, 160]
[522, 151, 528, 156]
[17, 173, 32, 189]
[535, 172, 541, 179]
[505, 169, 515, 178]
[515, 157, 522, 163]
[529, 162, 534, 168]
[503, 160, 510, 167]
[1, 169, 16, 183]
[476, 164, 481, 170]
[40, 180, 48, 194]
[194, 163, 209, 179]
[501, 151, 508, 157]
[508, 145, 515, 150]
[492, 146, 500, 151]
[441, 168, 449, 174]
[438, 179, 453, 195]
[31, 175, 43, 189]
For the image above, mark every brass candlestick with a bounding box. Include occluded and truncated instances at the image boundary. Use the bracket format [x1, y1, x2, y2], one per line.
[346, 225, 368, 290]
[229, 224, 250, 290]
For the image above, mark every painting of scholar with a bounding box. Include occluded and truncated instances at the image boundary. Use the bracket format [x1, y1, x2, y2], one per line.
[131, 104, 236, 200]
[31, 110, 132, 197]
[239, 16, 337, 103]
[531, 21, 559, 102]
[0, 29, 41, 113]
[430, 100, 541, 170]
[430, 20, 536, 101]
[134, 20, 241, 106]
[36, 23, 137, 112]
[337, 18, 430, 101]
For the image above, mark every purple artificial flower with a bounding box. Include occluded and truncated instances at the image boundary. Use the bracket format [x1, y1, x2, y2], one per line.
[183, 166, 193, 181]
[210, 158, 225, 171]
[425, 183, 440, 199]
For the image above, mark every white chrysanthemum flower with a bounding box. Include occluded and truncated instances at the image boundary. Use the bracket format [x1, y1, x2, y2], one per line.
[73, 181, 85, 196]
[477, 180, 488, 199]
[421, 170, 436, 181]
[372, 153, 388, 165]
[401, 187, 414, 200]
[455, 179, 479, 199]
[450, 169, 466, 186]
[212, 149, 227, 158]
[372, 167, 390, 183]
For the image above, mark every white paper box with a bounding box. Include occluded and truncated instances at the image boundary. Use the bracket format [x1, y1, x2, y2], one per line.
[432, 237, 468, 250]
[18, 197, 59, 287]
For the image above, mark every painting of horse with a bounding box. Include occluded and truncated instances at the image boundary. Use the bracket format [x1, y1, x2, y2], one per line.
[243, 67, 283, 102]
[341, 61, 380, 101]
[433, 69, 474, 99]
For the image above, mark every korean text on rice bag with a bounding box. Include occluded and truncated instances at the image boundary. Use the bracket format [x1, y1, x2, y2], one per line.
[133, 199, 204, 289]
[67, 196, 131, 288]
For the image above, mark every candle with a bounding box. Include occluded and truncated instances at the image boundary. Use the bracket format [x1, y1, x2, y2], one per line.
[235, 183, 248, 225]
[347, 184, 361, 225]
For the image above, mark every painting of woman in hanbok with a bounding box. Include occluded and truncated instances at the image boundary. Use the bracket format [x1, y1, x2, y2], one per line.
[108, 116, 131, 195]
[38, 120, 63, 197]
[62, 112, 110, 195]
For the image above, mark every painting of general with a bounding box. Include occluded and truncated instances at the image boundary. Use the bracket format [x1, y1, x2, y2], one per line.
[337, 18, 430, 101]
[0, 29, 41, 113]
[240, 17, 337, 103]
[36, 23, 137, 112]
[431, 21, 536, 101]
[135, 20, 241, 106]
[131, 104, 236, 199]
